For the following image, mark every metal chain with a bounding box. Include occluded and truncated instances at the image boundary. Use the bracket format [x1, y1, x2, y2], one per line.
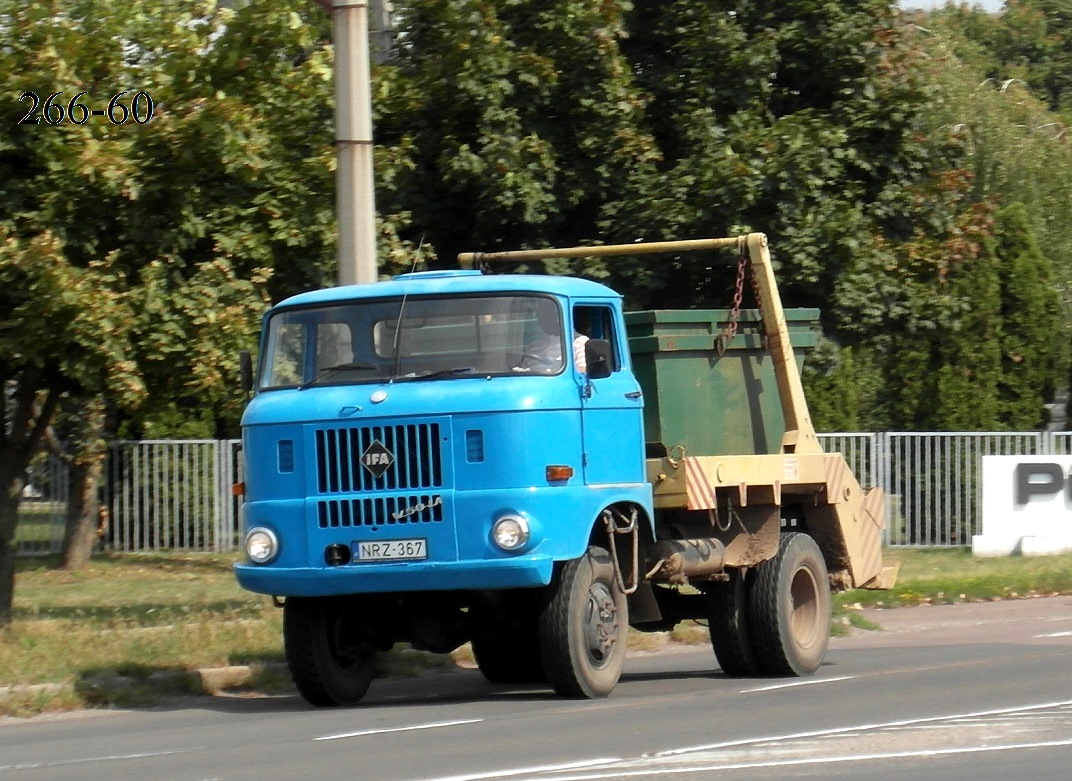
[716, 251, 749, 356]
[602, 507, 639, 595]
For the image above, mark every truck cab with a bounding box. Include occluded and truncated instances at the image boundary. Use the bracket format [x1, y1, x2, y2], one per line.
[235, 269, 654, 703]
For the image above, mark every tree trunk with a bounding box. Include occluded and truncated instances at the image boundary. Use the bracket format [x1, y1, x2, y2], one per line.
[0, 373, 60, 627]
[60, 397, 108, 570]
[0, 475, 25, 628]
[60, 459, 104, 570]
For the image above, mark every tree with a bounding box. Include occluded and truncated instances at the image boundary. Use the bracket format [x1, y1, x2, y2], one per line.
[946, 0, 1072, 119]
[911, 8, 1072, 426]
[993, 203, 1066, 428]
[0, 0, 439, 619]
[0, 232, 141, 622]
[375, 0, 660, 270]
[380, 0, 1034, 430]
[824, 183, 1005, 430]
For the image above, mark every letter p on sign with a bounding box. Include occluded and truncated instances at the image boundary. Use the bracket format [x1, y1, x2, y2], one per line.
[1015, 462, 1069, 504]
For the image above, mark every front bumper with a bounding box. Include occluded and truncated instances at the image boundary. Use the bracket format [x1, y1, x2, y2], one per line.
[234, 554, 555, 597]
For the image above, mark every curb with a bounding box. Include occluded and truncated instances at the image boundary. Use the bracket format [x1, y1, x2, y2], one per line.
[0, 682, 72, 703]
[0, 664, 286, 705]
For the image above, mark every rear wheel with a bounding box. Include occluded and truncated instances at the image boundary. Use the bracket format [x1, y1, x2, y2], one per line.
[539, 546, 628, 698]
[706, 569, 759, 676]
[284, 596, 377, 706]
[748, 532, 831, 676]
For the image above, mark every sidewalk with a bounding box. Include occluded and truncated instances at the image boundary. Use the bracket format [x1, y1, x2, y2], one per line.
[837, 594, 1072, 648]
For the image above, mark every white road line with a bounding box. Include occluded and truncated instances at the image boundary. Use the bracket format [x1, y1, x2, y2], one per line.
[399, 700, 1072, 781]
[740, 675, 854, 693]
[653, 698, 1072, 757]
[0, 749, 198, 772]
[529, 738, 1072, 780]
[315, 718, 484, 741]
[411, 757, 624, 781]
[1035, 631, 1072, 638]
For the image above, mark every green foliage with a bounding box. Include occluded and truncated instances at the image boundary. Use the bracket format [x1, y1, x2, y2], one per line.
[0, 0, 356, 617]
[801, 343, 862, 432]
[941, 0, 1072, 119]
[993, 203, 1067, 428]
[901, 9, 1072, 428]
[2, 0, 1069, 446]
[918, 11, 1072, 306]
[0, 233, 141, 404]
[376, 0, 660, 267]
[0, 0, 437, 439]
[382, 1, 1054, 433]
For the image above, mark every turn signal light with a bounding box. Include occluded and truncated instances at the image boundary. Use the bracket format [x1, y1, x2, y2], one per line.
[545, 465, 574, 482]
[232, 482, 246, 496]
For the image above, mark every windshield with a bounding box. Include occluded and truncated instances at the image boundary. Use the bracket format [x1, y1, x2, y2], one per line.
[259, 294, 566, 390]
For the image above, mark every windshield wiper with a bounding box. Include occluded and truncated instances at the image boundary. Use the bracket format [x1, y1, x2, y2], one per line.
[396, 367, 477, 381]
[298, 362, 378, 390]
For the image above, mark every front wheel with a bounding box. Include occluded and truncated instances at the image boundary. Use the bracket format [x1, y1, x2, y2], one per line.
[284, 596, 377, 706]
[538, 546, 628, 698]
[748, 532, 831, 676]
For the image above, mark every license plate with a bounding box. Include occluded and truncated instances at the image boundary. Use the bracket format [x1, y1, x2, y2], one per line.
[353, 538, 427, 562]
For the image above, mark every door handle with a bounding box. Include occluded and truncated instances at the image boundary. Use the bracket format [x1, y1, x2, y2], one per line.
[624, 391, 642, 400]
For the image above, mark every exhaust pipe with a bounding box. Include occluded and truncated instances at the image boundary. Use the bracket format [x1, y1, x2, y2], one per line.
[646, 538, 727, 582]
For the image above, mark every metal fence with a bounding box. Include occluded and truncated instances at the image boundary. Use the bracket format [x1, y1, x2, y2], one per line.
[15, 440, 242, 557]
[104, 440, 243, 553]
[15, 451, 71, 556]
[819, 432, 1048, 547]
[14, 433, 1072, 555]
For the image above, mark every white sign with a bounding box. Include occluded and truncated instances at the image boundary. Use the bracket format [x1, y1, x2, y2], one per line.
[974, 456, 1072, 556]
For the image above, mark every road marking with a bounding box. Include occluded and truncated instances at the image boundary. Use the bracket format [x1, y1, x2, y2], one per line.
[529, 738, 1072, 780]
[412, 757, 624, 781]
[0, 749, 197, 772]
[315, 718, 483, 741]
[1035, 631, 1072, 638]
[740, 675, 854, 693]
[653, 698, 1072, 757]
[404, 701, 1072, 781]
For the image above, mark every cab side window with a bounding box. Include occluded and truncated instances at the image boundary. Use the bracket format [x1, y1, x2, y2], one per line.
[573, 305, 619, 374]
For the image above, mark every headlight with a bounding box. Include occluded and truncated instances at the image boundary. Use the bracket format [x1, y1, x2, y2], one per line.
[491, 515, 530, 552]
[245, 527, 279, 564]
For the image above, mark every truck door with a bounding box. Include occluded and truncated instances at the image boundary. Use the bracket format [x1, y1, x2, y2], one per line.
[573, 304, 646, 485]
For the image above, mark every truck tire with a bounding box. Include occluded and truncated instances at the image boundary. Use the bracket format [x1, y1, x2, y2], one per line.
[538, 546, 628, 698]
[706, 569, 759, 676]
[283, 596, 377, 706]
[748, 532, 831, 676]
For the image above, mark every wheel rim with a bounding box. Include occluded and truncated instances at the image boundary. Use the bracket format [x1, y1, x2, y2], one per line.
[583, 581, 618, 669]
[788, 565, 820, 649]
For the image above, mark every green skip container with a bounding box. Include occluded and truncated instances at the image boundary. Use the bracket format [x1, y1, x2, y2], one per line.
[624, 308, 821, 459]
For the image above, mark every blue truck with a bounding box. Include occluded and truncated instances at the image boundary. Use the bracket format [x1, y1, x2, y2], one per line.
[234, 234, 895, 705]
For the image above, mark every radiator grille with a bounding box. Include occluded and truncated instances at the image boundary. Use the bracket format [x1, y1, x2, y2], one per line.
[315, 423, 443, 494]
[317, 495, 445, 528]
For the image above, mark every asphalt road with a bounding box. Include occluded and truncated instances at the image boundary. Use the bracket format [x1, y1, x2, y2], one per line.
[2, 596, 1072, 781]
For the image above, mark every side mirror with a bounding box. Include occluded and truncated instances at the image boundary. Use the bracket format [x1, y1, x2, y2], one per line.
[584, 339, 613, 380]
[239, 350, 254, 394]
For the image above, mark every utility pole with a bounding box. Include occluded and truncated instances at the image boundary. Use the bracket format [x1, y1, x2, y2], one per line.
[317, 0, 380, 286]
